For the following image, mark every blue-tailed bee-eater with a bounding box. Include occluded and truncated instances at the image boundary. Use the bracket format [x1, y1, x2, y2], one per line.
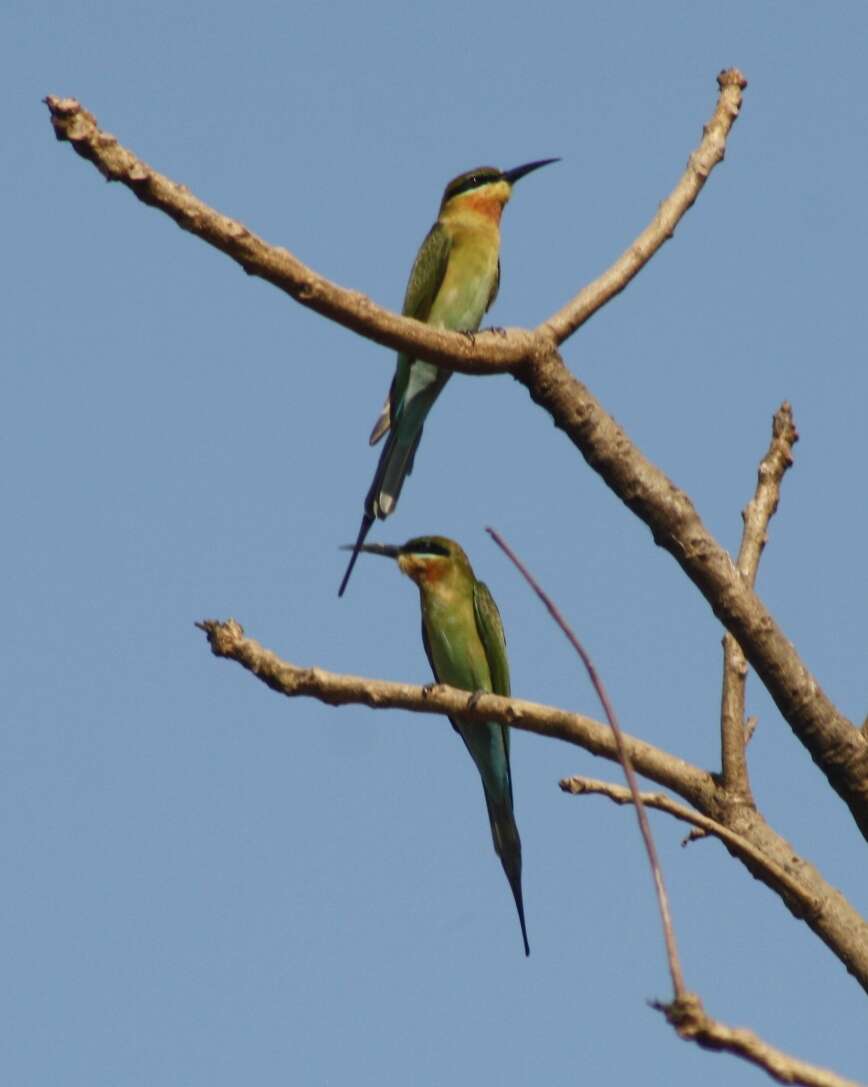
[348, 534, 530, 956]
[338, 159, 558, 596]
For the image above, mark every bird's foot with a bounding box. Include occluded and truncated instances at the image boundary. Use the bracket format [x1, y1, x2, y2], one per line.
[461, 330, 477, 345]
[422, 682, 437, 698]
[466, 689, 486, 711]
[485, 326, 508, 338]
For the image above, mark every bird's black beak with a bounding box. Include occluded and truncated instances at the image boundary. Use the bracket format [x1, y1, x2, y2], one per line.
[501, 157, 560, 185]
[340, 542, 401, 560]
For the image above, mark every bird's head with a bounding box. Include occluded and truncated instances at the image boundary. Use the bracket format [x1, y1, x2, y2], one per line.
[439, 159, 559, 223]
[344, 535, 471, 588]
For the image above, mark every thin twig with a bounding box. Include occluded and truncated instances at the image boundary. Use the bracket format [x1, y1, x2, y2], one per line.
[194, 618, 868, 992]
[485, 527, 687, 1000]
[518, 347, 867, 839]
[43, 96, 530, 377]
[559, 776, 821, 918]
[485, 530, 868, 1087]
[44, 72, 745, 374]
[720, 403, 798, 797]
[194, 620, 712, 803]
[657, 994, 865, 1087]
[543, 69, 747, 344]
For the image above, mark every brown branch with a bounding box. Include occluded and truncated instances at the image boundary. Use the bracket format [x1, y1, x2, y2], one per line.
[492, 534, 864, 1087]
[519, 349, 868, 841]
[45, 72, 744, 377]
[737, 403, 799, 581]
[658, 994, 864, 1087]
[196, 618, 868, 993]
[195, 618, 713, 806]
[543, 69, 747, 344]
[564, 777, 866, 1087]
[49, 80, 868, 986]
[44, 95, 530, 378]
[720, 402, 798, 798]
[559, 776, 820, 919]
[487, 528, 686, 999]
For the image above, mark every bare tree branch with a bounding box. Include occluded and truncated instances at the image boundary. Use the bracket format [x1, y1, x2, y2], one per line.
[658, 994, 865, 1087]
[560, 776, 820, 918]
[519, 356, 868, 838]
[194, 619, 713, 805]
[543, 68, 747, 344]
[47, 85, 867, 836]
[44, 71, 745, 376]
[44, 95, 530, 377]
[720, 402, 798, 798]
[736, 403, 798, 585]
[564, 776, 864, 1086]
[491, 532, 863, 1087]
[47, 68, 864, 1086]
[196, 618, 868, 992]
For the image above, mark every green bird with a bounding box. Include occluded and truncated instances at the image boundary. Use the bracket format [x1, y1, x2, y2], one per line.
[348, 534, 530, 956]
[338, 158, 558, 597]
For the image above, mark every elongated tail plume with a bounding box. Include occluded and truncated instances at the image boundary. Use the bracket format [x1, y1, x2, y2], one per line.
[338, 158, 558, 597]
[346, 534, 531, 955]
[485, 791, 529, 956]
[338, 512, 375, 597]
[338, 423, 423, 595]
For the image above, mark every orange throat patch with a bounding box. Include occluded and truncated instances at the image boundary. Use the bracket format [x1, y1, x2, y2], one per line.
[398, 554, 449, 587]
[458, 192, 505, 225]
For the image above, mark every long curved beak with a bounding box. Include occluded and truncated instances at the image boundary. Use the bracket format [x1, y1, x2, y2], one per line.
[501, 157, 560, 184]
[340, 542, 401, 560]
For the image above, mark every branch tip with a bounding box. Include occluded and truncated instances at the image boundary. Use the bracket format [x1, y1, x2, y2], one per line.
[43, 94, 529, 376]
[717, 68, 748, 91]
[654, 994, 863, 1087]
[195, 617, 245, 656]
[544, 67, 748, 343]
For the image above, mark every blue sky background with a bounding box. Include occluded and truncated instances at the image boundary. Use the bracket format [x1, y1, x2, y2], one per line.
[4, 2, 866, 1083]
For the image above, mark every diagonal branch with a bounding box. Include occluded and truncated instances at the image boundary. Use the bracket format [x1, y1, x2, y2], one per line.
[45, 71, 744, 379]
[487, 534, 865, 1087]
[543, 68, 747, 344]
[570, 781, 865, 1086]
[560, 775, 820, 918]
[44, 95, 530, 377]
[720, 402, 798, 798]
[195, 618, 713, 806]
[658, 994, 865, 1087]
[196, 618, 868, 994]
[520, 349, 868, 840]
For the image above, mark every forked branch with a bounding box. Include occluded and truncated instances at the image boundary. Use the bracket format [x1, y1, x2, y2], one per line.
[543, 68, 747, 343]
[485, 534, 861, 1087]
[45, 70, 744, 371]
[659, 994, 864, 1087]
[720, 402, 799, 798]
[518, 357, 868, 838]
[196, 618, 868, 994]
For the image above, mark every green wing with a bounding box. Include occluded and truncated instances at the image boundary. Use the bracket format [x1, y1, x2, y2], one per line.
[420, 618, 461, 738]
[368, 222, 452, 446]
[486, 259, 501, 314]
[402, 221, 453, 321]
[473, 579, 513, 800]
[473, 580, 510, 698]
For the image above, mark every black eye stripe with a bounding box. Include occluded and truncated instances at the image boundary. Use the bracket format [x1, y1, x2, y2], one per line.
[405, 539, 450, 558]
[444, 168, 502, 201]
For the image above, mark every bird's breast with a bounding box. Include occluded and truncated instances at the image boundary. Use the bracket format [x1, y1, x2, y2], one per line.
[431, 227, 500, 332]
[421, 586, 492, 692]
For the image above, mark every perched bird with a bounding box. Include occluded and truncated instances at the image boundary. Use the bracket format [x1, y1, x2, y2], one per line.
[348, 534, 529, 956]
[338, 159, 558, 596]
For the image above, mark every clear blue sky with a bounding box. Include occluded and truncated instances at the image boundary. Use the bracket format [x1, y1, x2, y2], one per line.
[5, 2, 866, 1083]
